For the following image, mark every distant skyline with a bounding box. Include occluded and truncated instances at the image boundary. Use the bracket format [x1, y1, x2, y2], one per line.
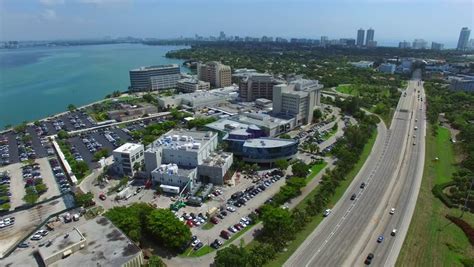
[0, 0, 473, 48]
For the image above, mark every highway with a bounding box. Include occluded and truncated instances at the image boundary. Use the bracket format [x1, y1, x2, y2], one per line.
[285, 74, 426, 267]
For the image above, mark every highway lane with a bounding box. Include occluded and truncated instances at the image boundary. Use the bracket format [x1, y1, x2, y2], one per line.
[352, 79, 426, 266]
[284, 80, 419, 267]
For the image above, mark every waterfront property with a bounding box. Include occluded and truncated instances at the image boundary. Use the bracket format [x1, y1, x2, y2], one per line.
[129, 64, 181, 91]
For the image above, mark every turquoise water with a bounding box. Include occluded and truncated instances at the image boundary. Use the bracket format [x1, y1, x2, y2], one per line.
[0, 44, 188, 128]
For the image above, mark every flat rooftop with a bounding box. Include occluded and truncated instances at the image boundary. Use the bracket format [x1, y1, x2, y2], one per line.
[147, 129, 216, 152]
[232, 113, 293, 129]
[206, 118, 250, 132]
[38, 227, 84, 259]
[243, 138, 298, 149]
[114, 143, 143, 154]
[44, 217, 142, 267]
[130, 64, 179, 72]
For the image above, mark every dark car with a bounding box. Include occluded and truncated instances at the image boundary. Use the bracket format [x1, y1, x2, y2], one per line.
[365, 253, 374, 265]
[360, 182, 366, 189]
[350, 193, 357, 200]
[220, 230, 231, 239]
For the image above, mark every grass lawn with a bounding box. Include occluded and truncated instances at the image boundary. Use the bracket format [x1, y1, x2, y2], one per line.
[306, 161, 328, 183]
[259, 130, 378, 267]
[396, 126, 474, 267]
[202, 222, 215, 230]
[336, 84, 358, 95]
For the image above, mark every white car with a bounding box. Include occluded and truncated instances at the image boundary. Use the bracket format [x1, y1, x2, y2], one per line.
[37, 230, 49, 236]
[323, 209, 332, 217]
[227, 206, 236, 212]
[31, 234, 43, 241]
[191, 239, 200, 247]
[389, 208, 396, 215]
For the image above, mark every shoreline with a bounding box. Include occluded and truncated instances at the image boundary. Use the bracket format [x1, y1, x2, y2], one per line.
[0, 44, 191, 129]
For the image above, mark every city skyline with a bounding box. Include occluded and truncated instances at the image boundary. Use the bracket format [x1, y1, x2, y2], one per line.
[0, 0, 473, 47]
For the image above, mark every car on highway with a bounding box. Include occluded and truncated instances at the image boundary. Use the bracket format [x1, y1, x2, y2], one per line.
[360, 182, 366, 189]
[389, 208, 396, 215]
[31, 234, 43, 241]
[365, 253, 375, 265]
[377, 235, 384, 243]
[391, 229, 397, 236]
[323, 209, 332, 217]
[350, 193, 357, 200]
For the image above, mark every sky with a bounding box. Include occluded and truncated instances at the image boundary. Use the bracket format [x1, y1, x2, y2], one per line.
[0, 0, 473, 47]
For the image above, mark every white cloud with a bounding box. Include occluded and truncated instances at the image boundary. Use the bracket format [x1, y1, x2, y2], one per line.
[40, 9, 57, 20]
[39, 0, 65, 5]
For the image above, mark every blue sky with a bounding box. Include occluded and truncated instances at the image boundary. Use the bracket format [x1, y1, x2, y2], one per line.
[0, 0, 473, 47]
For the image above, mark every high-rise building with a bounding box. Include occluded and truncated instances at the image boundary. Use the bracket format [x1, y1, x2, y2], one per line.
[320, 36, 328, 46]
[357, 28, 365, 46]
[272, 79, 323, 125]
[431, 42, 444, 50]
[238, 73, 285, 102]
[457, 27, 471, 50]
[412, 39, 427, 49]
[197, 61, 232, 88]
[399, 41, 411, 49]
[366, 28, 375, 46]
[129, 64, 181, 91]
[219, 31, 226, 40]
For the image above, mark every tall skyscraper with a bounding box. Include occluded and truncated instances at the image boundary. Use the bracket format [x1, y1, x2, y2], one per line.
[357, 29, 365, 46]
[457, 27, 471, 50]
[431, 42, 444, 50]
[320, 36, 328, 46]
[366, 28, 374, 46]
[219, 31, 226, 40]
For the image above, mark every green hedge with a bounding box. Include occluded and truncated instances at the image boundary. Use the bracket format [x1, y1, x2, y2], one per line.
[432, 181, 457, 208]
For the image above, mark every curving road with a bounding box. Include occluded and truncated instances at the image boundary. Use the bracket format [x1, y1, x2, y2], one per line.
[285, 74, 425, 267]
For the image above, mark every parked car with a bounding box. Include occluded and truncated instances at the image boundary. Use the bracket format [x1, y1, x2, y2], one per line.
[220, 230, 230, 239]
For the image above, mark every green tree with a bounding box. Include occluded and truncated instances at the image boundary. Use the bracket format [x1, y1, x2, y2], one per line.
[35, 183, 48, 194]
[105, 203, 153, 242]
[74, 161, 90, 177]
[215, 244, 250, 267]
[57, 130, 69, 140]
[146, 209, 192, 251]
[67, 104, 77, 112]
[23, 187, 39, 205]
[261, 206, 295, 249]
[248, 243, 276, 267]
[292, 161, 310, 177]
[74, 192, 94, 207]
[93, 148, 109, 161]
[313, 109, 323, 122]
[275, 159, 289, 171]
[147, 255, 166, 267]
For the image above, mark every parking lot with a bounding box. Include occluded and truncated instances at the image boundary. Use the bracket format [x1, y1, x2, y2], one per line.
[0, 196, 68, 258]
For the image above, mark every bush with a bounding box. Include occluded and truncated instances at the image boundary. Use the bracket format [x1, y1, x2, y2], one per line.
[432, 181, 457, 208]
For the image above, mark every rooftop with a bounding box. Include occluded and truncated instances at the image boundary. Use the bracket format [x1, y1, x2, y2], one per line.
[42, 217, 142, 267]
[243, 138, 298, 149]
[38, 227, 85, 259]
[201, 151, 233, 167]
[114, 143, 143, 154]
[147, 129, 217, 152]
[153, 163, 196, 177]
[130, 64, 179, 72]
[231, 113, 293, 129]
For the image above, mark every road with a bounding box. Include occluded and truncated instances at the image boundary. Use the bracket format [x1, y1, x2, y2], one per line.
[285, 75, 425, 267]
